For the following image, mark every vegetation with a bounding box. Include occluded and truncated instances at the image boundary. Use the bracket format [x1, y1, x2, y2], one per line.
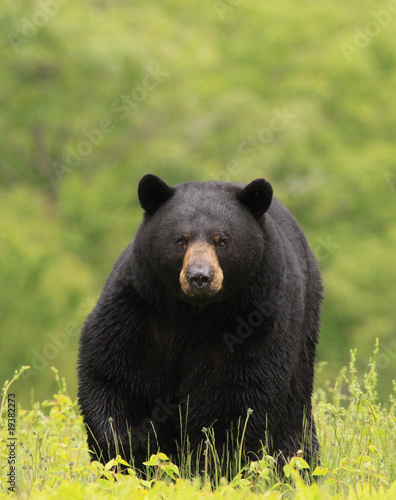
[1, 0, 395, 406]
[1, 347, 396, 498]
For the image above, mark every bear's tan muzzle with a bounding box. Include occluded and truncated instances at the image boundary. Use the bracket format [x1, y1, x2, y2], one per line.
[179, 242, 223, 296]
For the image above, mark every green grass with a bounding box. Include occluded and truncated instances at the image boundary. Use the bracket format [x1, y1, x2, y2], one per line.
[1, 342, 396, 499]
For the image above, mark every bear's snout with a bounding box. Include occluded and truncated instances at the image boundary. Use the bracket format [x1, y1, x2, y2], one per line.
[186, 262, 214, 289]
[180, 241, 223, 298]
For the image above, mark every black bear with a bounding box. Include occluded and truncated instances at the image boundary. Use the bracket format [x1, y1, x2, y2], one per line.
[78, 174, 322, 475]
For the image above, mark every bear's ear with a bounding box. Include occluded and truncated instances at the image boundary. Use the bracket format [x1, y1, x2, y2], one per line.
[138, 174, 175, 214]
[237, 178, 273, 219]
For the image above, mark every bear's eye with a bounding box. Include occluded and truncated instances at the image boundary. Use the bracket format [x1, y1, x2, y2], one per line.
[176, 239, 186, 248]
[217, 239, 227, 248]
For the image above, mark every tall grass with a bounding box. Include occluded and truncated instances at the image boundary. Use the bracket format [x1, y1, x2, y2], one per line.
[1, 343, 395, 499]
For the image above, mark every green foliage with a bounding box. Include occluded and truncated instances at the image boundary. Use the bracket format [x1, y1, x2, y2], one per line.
[1, 349, 396, 498]
[1, 0, 395, 404]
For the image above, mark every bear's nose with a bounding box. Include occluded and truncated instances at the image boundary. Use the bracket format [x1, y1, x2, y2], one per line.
[186, 264, 214, 289]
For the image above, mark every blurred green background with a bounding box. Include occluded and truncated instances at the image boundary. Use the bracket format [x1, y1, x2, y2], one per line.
[1, 0, 395, 405]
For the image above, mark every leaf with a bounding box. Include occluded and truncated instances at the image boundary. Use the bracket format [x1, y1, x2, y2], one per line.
[115, 455, 131, 467]
[294, 457, 310, 470]
[104, 458, 117, 470]
[49, 443, 58, 455]
[362, 424, 372, 438]
[375, 428, 386, 438]
[312, 466, 329, 476]
[90, 461, 104, 473]
[103, 471, 115, 482]
[283, 463, 292, 478]
[97, 478, 113, 490]
[161, 463, 180, 479]
[143, 455, 159, 466]
[140, 479, 154, 489]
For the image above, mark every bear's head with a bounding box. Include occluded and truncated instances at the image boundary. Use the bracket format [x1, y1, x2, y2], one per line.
[137, 174, 273, 305]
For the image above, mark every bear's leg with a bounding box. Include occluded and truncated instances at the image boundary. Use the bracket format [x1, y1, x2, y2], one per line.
[271, 341, 320, 472]
[80, 379, 163, 474]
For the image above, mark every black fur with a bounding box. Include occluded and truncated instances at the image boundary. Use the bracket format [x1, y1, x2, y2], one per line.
[78, 176, 322, 474]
